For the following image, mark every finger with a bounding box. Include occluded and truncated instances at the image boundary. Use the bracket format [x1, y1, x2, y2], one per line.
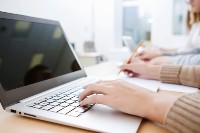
[128, 73, 133, 77]
[79, 84, 109, 101]
[96, 80, 114, 84]
[124, 71, 129, 75]
[126, 71, 139, 77]
[120, 64, 134, 71]
[130, 57, 141, 63]
[139, 54, 149, 60]
[80, 95, 110, 106]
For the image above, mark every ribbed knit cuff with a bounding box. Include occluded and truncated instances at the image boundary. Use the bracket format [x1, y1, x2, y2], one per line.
[160, 65, 182, 84]
[165, 92, 200, 133]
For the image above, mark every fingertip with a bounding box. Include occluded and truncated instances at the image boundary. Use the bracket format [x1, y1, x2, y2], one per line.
[128, 73, 133, 77]
[82, 85, 88, 89]
[124, 71, 128, 75]
[80, 101, 85, 106]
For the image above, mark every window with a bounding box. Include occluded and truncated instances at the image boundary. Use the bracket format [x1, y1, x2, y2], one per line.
[173, 0, 188, 35]
[123, 0, 154, 44]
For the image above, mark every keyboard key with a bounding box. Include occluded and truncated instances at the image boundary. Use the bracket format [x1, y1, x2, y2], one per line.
[67, 94, 75, 97]
[68, 111, 81, 117]
[39, 102, 49, 106]
[52, 97, 61, 100]
[41, 105, 54, 110]
[66, 100, 74, 104]
[50, 102, 60, 106]
[58, 106, 75, 114]
[73, 107, 89, 113]
[60, 103, 69, 107]
[57, 99, 66, 103]
[50, 106, 64, 112]
[27, 103, 35, 107]
[33, 105, 43, 109]
[57, 94, 66, 98]
[61, 97, 71, 100]
[70, 102, 80, 107]
[46, 99, 55, 103]
[71, 97, 79, 101]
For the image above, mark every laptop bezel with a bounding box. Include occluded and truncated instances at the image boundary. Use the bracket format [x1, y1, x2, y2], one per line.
[0, 11, 87, 109]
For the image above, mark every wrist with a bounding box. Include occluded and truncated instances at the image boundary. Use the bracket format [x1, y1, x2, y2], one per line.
[144, 93, 179, 124]
[147, 65, 161, 80]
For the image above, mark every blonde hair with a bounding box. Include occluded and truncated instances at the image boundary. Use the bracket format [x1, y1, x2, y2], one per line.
[186, 11, 200, 30]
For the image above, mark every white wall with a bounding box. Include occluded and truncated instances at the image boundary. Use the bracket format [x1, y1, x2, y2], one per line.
[94, 0, 123, 59]
[151, 0, 188, 49]
[0, 0, 123, 55]
[0, 0, 93, 52]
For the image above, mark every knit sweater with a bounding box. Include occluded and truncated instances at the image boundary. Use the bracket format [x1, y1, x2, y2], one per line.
[162, 22, 200, 65]
[160, 65, 200, 133]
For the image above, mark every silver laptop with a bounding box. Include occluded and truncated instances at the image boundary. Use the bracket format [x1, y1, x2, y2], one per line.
[0, 11, 157, 133]
[123, 36, 143, 53]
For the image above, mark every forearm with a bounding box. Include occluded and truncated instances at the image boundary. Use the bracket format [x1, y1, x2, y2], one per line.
[165, 92, 200, 133]
[163, 48, 200, 56]
[144, 92, 179, 124]
[173, 54, 200, 65]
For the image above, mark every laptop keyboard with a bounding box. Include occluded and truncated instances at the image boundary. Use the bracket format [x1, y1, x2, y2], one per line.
[27, 78, 95, 117]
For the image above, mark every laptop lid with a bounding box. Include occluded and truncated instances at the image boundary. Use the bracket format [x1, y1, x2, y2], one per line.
[0, 11, 87, 109]
[122, 36, 136, 52]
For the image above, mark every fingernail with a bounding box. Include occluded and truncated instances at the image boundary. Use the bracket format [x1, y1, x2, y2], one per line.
[128, 73, 133, 77]
[78, 97, 81, 102]
[83, 85, 87, 89]
[80, 101, 83, 106]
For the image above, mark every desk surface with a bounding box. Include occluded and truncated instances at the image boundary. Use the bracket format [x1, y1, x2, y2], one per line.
[0, 62, 170, 133]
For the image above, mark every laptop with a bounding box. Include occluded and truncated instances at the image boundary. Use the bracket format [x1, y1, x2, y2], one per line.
[0, 11, 158, 133]
[122, 36, 143, 53]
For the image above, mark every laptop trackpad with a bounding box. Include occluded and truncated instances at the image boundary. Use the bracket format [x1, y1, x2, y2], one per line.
[81, 104, 142, 133]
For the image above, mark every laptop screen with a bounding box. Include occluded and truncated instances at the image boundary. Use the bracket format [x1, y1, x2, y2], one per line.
[0, 18, 81, 91]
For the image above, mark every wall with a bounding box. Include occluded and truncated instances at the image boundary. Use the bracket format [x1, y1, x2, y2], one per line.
[151, 0, 188, 49]
[94, 0, 123, 60]
[0, 0, 123, 55]
[0, 0, 94, 52]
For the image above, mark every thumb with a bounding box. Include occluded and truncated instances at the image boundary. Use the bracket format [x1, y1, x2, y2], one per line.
[139, 53, 149, 60]
[120, 64, 135, 71]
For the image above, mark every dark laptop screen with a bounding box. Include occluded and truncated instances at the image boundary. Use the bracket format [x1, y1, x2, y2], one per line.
[0, 18, 81, 91]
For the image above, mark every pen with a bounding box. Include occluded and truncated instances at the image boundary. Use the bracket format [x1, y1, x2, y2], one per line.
[117, 40, 144, 76]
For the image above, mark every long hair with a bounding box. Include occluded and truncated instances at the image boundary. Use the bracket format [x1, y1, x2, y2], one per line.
[186, 11, 200, 30]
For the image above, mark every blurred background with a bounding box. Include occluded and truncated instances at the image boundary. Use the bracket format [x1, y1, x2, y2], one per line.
[0, 0, 188, 67]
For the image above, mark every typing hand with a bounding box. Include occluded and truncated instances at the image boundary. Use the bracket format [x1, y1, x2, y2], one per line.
[79, 80, 178, 124]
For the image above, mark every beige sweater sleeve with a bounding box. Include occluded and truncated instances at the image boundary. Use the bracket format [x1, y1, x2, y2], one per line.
[165, 92, 200, 133]
[160, 65, 200, 88]
[160, 65, 200, 133]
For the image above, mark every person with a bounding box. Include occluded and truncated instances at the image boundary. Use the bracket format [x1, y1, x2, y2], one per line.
[24, 65, 53, 85]
[79, 59, 200, 133]
[136, 0, 200, 65]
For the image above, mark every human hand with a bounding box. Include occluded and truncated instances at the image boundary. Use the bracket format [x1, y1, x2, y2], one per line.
[148, 56, 174, 65]
[133, 49, 163, 61]
[120, 58, 161, 80]
[79, 80, 179, 124]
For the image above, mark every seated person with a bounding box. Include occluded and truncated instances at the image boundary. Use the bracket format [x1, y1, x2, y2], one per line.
[138, 48, 200, 65]
[138, 0, 200, 65]
[79, 59, 200, 133]
[24, 65, 52, 85]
